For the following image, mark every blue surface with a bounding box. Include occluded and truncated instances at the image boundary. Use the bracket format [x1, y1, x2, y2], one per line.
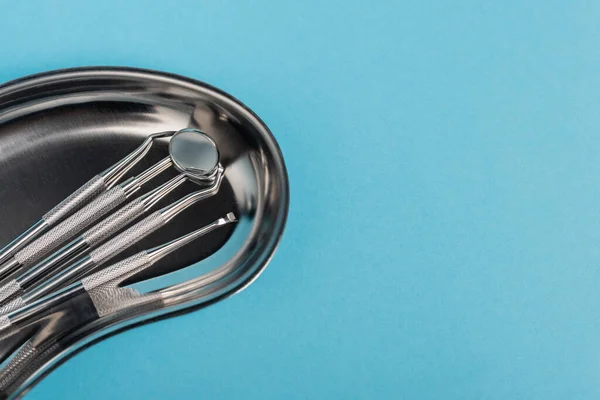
[1, 0, 600, 399]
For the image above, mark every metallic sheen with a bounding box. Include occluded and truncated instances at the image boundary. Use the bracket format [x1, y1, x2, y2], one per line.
[0, 67, 289, 398]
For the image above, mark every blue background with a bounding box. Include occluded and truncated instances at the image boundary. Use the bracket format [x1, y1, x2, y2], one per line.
[1, 0, 600, 398]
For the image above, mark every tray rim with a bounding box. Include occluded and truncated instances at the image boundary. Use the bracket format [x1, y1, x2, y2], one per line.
[0, 66, 290, 398]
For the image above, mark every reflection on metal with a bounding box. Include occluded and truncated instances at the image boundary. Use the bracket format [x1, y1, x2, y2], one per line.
[0, 67, 289, 399]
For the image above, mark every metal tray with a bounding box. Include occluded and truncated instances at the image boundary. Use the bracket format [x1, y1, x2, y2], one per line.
[0, 67, 289, 398]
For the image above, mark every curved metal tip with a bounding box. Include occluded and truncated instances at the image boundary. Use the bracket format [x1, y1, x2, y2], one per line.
[224, 213, 237, 222]
[148, 130, 177, 139]
[146, 212, 238, 263]
[101, 130, 177, 188]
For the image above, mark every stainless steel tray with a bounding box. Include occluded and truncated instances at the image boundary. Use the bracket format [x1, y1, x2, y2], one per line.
[0, 67, 289, 398]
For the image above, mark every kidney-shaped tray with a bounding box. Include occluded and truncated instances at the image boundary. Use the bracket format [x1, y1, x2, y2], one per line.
[0, 67, 289, 398]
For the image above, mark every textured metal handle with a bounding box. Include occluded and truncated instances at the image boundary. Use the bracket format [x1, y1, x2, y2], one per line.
[82, 197, 146, 247]
[14, 186, 128, 267]
[0, 297, 25, 316]
[42, 175, 106, 226]
[87, 286, 162, 318]
[0, 281, 21, 306]
[82, 252, 152, 290]
[88, 212, 166, 266]
[0, 340, 60, 396]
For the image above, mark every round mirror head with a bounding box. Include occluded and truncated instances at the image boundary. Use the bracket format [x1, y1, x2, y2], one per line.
[169, 128, 220, 180]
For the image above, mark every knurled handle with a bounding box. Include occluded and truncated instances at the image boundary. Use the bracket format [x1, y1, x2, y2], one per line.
[0, 296, 25, 316]
[88, 211, 166, 266]
[82, 197, 146, 247]
[0, 280, 21, 307]
[87, 286, 162, 318]
[0, 340, 60, 396]
[82, 252, 152, 291]
[14, 186, 128, 267]
[42, 175, 106, 226]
